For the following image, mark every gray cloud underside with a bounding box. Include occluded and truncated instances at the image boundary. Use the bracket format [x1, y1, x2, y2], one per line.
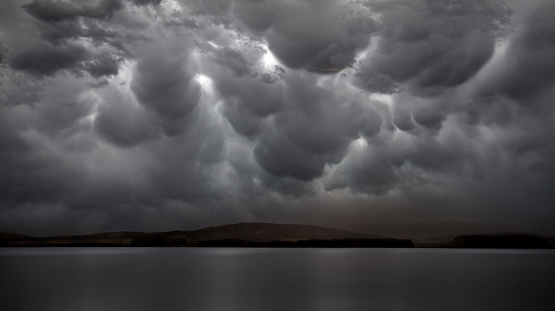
[0, 0, 554, 236]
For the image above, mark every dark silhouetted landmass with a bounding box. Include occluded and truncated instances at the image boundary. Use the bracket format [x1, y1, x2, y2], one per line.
[0, 233, 31, 247]
[197, 238, 414, 248]
[0, 223, 398, 247]
[453, 233, 551, 249]
[1, 224, 553, 248]
[294, 238, 414, 248]
[416, 233, 555, 249]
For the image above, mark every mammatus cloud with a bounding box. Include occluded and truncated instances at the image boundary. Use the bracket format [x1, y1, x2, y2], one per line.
[355, 0, 512, 94]
[0, 0, 554, 237]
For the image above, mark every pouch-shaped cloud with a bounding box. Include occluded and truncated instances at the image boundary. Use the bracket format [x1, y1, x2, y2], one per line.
[234, 0, 377, 71]
[356, 0, 511, 93]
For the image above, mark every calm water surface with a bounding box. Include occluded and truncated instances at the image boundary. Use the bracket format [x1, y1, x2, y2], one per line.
[1, 248, 554, 311]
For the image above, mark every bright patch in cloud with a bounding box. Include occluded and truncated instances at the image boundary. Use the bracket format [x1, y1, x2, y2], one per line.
[261, 45, 280, 71]
[196, 74, 215, 95]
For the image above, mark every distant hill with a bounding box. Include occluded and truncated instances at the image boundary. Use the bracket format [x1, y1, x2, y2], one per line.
[2, 224, 552, 248]
[1, 223, 409, 247]
[186, 223, 385, 242]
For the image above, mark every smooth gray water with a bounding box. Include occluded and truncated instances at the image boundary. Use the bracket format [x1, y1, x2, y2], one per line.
[1, 248, 554, 311]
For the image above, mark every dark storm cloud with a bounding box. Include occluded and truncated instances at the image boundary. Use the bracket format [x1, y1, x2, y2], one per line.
[188, 0, 377, 70]
[130, 41, 201, 136]
[1, 0, 554, 237]
[129, 0, 162, 6]
[8, 41, 123, 78]
[0, 39, 6, 66]
[495, 1, 555, 100]
[413, 108, 446, 131]
[9, 42, 88, 76]
[251, 76, 361, 181]
[356, 0, 511, 94]
[22, 0, 123, 22]
[22, 0, 161, 23]
[0, 79, 92, 208]
[204, 50, 373, 183]
[247, 0, 376, 71]
[216, 75, 283, 136]
[211, 46, 256, 77]
[93, 89, 160, 147]
[8, 0, 165, 79]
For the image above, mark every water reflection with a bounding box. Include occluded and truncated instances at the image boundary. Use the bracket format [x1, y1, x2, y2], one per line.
[1, 248, 554, 311]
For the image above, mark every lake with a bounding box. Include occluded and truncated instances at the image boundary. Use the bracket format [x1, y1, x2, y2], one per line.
[1, 248, 554, 311]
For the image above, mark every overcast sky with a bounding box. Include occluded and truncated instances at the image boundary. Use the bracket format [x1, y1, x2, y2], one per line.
[1, 0, 554, 237]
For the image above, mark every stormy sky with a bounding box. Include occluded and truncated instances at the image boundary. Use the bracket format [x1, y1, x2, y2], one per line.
[1, 0, 554, 238]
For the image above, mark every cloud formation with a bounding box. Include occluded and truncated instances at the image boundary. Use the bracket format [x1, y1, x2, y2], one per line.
[0, 0, 554, 237]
